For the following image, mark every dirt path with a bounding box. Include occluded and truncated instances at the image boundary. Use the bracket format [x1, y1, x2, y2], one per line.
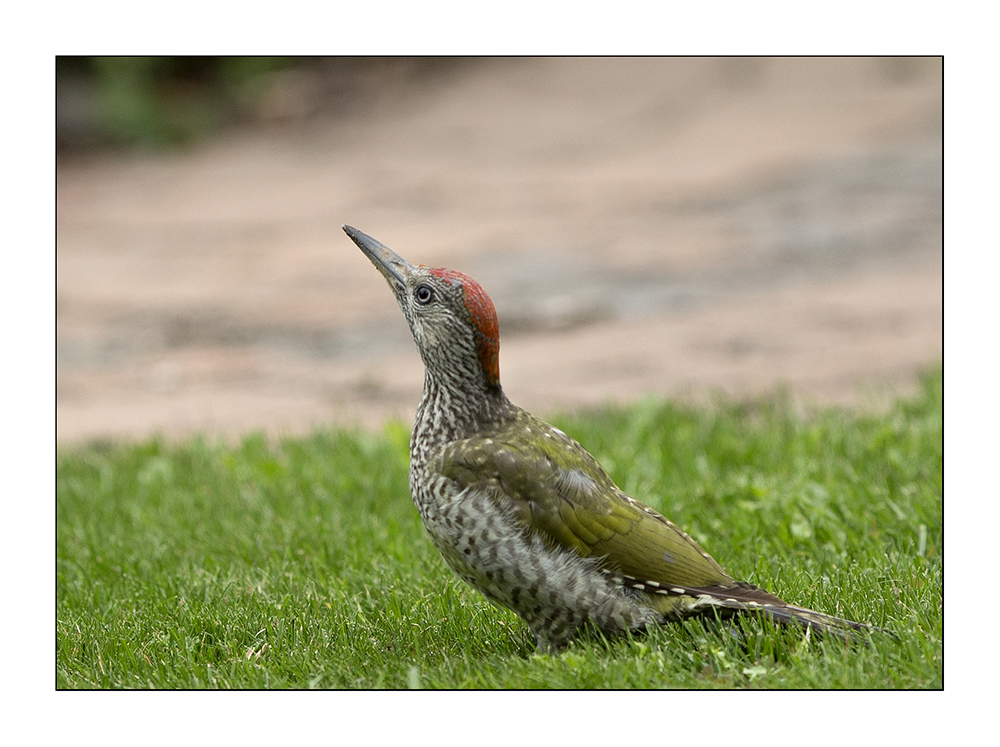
[56, 58, 942, 443]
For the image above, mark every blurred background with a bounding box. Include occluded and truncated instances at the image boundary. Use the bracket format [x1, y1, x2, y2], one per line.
[56, 56, 942, 443]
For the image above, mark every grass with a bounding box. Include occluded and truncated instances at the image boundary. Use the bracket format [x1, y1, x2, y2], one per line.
[56, 367, 942, 689]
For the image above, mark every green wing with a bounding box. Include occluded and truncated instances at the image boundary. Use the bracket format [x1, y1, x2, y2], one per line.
[436, 411, 733, 589]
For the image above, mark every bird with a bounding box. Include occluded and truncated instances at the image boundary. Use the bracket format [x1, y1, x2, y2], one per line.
[343, 224, 878, 653]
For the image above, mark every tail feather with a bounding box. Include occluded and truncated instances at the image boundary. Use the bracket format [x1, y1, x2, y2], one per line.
[614, 574, 881, 640]
[755, 603, 875, 640]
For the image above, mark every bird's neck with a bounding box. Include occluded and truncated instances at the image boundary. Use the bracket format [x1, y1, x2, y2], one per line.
[411, 370, 515, 466]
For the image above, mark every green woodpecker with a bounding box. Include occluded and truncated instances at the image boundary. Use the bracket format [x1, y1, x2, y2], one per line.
[344, 225, 877, 653]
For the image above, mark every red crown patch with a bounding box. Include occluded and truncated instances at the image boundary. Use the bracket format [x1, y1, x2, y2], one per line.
[429, 267, 500, 388]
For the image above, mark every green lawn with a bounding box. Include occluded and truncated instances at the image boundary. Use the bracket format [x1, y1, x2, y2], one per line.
[56, 367, 942, 689]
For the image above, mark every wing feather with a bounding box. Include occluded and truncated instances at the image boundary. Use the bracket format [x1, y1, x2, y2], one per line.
[436, 417, 734, 589]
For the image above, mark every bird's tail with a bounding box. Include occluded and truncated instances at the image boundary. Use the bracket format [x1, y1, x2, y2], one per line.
[754, 601, 876, 639]
[622, 576, 880, 640]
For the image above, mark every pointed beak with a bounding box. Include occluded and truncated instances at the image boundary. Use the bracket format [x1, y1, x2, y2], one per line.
[343, 225, 411, 291]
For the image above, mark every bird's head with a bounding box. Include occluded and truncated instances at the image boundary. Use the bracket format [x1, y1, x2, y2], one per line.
[344, 225, 501, 393]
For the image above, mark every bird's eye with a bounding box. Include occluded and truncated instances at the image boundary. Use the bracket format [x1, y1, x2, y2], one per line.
[414, 285, 435, 305]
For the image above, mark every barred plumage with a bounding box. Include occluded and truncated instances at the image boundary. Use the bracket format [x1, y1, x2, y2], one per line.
[344, 224, 881, 652]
